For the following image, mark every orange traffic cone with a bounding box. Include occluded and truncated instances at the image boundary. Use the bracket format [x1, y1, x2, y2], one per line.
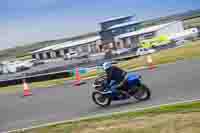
[22, 79, 32, 97]
[73, 67, 85, 86]
[146, 55, 156, 70]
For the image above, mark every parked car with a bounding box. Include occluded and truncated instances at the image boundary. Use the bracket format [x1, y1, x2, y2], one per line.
[31, 59, 45, 66]
[74, 53, 89, 59]
[13, 60, 33, 72]
[136, 48, 156, 56]
[112, 48, 131, 55]
[89, 53, 105, 61]
[174, 39, 190, 45]
[64, 51, 78, 60]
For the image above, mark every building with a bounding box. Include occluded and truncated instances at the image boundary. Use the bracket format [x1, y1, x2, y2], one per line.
[114, 21, 184, 49]
[99, 16, 184, 50]
[99, 16, 145, 49]
[31, 15, 187, 60]
[31, 35, 101, 60]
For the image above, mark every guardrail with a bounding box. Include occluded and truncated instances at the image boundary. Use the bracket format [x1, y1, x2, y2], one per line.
[113, 55, 139, 61]
[0, 70, 73, 87]
[0, 56, 122, 88]
[0, 64, 101, 87]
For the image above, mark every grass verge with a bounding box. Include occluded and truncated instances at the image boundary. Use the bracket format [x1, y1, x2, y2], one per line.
[0, 77, 73, 94]
[1, 40, 200, 94]
[117, 40, 200, 70]
[0, 71, 103, 94]
[11, 100, 200, 133]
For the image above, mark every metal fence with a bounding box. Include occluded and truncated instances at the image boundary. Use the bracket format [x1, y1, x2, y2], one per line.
[0, 70, 73, 87]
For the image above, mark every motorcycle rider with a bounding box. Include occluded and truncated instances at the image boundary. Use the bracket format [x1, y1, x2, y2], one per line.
[102, 62, 130, 97]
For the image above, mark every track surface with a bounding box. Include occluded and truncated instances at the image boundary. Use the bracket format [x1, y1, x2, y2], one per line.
[1, 59, 200, 132]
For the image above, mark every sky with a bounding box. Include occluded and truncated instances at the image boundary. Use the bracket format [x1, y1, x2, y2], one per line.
[1, 0, 200, 50]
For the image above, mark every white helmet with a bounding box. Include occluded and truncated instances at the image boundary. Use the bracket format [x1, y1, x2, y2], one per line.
[102, 62, 112, 70]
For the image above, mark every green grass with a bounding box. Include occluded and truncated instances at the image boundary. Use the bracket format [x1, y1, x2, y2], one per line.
[118, 40, 200, 70]
[0, 77, 73, 94]
[0, 70, 102, 94]
[184, 17, 200, 28]
[12, 101, 200, 133]
[16, 55, 32, 61]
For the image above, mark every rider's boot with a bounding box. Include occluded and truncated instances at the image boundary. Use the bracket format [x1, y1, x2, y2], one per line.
[119, 90, 131, 98]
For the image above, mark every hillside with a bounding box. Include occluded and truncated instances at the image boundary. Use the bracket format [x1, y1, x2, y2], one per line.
[141, 9, 200, 27]
[0, 32, 99, 61]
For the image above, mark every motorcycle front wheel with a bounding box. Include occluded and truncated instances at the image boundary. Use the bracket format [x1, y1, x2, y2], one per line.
[92, 91, 111, 107]
[134, 83, 151, 101]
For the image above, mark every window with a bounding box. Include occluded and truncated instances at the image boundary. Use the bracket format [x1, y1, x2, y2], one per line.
[64, 49, 69, 54]
[46, 52, 51, 58]
[39, 53, 43, 59]
[90, 44, 96, 53]
[55, 51, 61, 57]
[126, 28, 133, 32]
[81, 45, 89, 52]
[32, 54, 36, 59]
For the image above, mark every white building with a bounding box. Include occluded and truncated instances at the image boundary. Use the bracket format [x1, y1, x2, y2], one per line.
[31, 35, 101, 60]
[114, 21, 184, 49]
[31, 20, 196, 60]
[0, 61, 17, 73]
[168, 27, 199, 40]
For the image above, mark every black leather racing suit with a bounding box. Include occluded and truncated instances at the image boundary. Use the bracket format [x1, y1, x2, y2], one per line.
[105, 66, 128, 91]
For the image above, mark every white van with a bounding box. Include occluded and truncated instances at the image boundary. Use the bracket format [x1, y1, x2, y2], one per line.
[136, 48, 156, 56]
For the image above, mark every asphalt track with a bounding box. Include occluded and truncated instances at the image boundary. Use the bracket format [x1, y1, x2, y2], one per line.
[1, 59, 200, 132]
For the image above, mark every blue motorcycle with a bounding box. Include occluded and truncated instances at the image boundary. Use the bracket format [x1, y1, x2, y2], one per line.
[92, 73, 151, 107]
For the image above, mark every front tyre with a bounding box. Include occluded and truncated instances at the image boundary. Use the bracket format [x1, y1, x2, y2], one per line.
[92, 91, 111, 107]
[134, 84, 151, 101]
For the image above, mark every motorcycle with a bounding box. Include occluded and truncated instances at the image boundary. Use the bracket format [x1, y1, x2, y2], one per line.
[92, 73, 151, 107]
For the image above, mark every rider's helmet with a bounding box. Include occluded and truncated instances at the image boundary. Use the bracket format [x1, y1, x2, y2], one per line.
[102, 62, 112, 71]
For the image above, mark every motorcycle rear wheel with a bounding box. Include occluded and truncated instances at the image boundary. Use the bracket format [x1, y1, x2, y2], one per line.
[134, 83, 151, 101]
[92, 91, 111, 107]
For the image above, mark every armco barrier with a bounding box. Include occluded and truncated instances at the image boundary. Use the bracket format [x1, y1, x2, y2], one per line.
[0, 58, 112, 87]
[0, 70, 73, 87]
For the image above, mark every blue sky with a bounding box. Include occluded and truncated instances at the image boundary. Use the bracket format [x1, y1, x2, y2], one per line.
[1, 0, 200, 49]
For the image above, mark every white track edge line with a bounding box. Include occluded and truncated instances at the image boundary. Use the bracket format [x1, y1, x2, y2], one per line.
[5, 98, 200, 133]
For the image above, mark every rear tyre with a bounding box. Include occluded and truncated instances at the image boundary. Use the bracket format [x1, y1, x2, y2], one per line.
[134, 84, 151, 101]
[92, 91, 111, 107]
